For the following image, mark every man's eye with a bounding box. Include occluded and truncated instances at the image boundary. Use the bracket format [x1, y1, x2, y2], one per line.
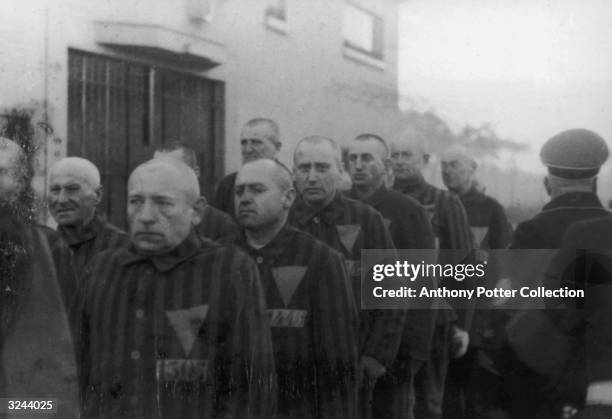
[348, 155, 357, 162]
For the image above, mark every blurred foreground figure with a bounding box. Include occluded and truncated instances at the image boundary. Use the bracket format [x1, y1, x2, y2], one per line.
[440, 146, 513, 419]
[506, 129, 610, 419]
[153, 142, 237, 240]
[0, 137, 79, 417]
[76, 158, 275, 418]
[346, 133, 436, 419]
[390, 133, 473, 419]
[48, 157, 128, 275]
[231, 158, 358, 418]
[289, 135, 405, 419]
[214, 118, 281, 216]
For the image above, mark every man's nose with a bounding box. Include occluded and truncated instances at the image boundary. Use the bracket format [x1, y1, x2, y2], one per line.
[306, 167, 318, 182]
[354, 158, 364, 170]
[56, 189, 70, 203]
[136, 200, 157, 224]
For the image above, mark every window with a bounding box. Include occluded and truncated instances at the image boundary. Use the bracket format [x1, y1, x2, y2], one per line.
[343, 2, 384, 66]
[265, 0, 287, 33]
[68, 50, 225, 227]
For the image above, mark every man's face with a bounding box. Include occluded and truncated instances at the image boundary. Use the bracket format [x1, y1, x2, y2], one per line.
[293, 141, 340, 206]
[235, 163, 292, 230]
[240, 124, 278, 164]
[48, 172, 100, 227]
[347, 139, 387, 189]
[390, 143, 427, 180]
[127, 166, 197, 254]
[441, 158, 474, 193]
[0, 148, 23, 203]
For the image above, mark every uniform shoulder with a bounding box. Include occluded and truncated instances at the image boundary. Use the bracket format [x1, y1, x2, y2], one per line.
[102, 221, 128, 237]
[384, 188, 426, 210]
[342, 194, 382, 218]
[289, 226, 345, 259]
[563, 215, 612, 248]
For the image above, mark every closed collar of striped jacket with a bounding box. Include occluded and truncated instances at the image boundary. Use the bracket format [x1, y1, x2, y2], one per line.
[236, 223, 296, 264]
[392, 174, 427, 195]
[116, 230, 203, 272]
[291, 193, 346, 226]
[58, 212, 105, 246]
[346, 185, 389, 208]
[541, 191, 604, 213]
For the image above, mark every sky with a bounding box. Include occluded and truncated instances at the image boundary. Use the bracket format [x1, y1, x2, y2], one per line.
[398, 0, 612, 174]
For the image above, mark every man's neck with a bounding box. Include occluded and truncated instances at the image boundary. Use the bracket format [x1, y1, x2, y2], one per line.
[303, 193, 336, 212]
[245, 214, 287, 249]
[450, 181, 473, 197]
[63, 210, 97, 232]
[353, 180, 383, 200]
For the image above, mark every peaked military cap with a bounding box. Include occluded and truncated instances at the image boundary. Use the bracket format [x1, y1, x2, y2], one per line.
[540, 129, 609, 178]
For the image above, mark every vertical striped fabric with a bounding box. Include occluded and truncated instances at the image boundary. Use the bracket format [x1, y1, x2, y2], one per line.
[212, 172, 238, 217]
[75, 232, 276, 419]
[231, 225, 358, 419]
[289, 193, 405, 369]
[197, 205, 238, 241]
[57, 213, 129, 277]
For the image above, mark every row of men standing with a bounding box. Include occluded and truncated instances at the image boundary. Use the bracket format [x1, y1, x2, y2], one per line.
[0, 118, 609, 419]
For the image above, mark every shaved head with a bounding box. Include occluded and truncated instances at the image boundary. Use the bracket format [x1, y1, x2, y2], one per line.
[294, 135, 343, 169]
[239, 158, 294, 192]
[129, 158, 200, 204]
[49, 157, 101, 188]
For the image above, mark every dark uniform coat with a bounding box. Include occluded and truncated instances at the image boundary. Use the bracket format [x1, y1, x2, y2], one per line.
[58, 212, 129, 276]
[76, 231, 276, 419]
[289, 193, 405, 370]
[231, 225, 358, 419]
[459, 186, 512, 250]
[213, 172, 238, 217]
[197, 205, 238, 241]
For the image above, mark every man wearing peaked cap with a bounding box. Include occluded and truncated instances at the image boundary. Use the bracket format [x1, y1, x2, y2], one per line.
[509, 128, 610, 249]
[506, 129, 610, 419]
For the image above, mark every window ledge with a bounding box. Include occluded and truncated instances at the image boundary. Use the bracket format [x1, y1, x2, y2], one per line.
[265, 15, 288, 34]
[343, 46, 385, 71]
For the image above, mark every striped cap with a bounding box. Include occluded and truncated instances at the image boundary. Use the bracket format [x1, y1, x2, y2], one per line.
[540, 129, 609, 178]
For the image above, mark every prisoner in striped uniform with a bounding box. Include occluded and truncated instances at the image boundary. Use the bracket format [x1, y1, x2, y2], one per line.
[48, 157, 129, 276]
[440, 146, 513, 419]
[0, 138, 79, 417]
[346, 133, 437, 419]
[289, 135, 405, 419]
[214, 118, 282, 217]
[390, 133, 473, 419]
[75, 158, 275, 419]
[154, 142, 238, 241]
[230, 158, 358, 419]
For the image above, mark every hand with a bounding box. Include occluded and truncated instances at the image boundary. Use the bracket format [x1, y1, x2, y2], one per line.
[359, 355, 386, 388]
[450, 325, 469, 359]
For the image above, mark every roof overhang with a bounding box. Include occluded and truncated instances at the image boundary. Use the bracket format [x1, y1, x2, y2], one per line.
[94, 21, 226, 70]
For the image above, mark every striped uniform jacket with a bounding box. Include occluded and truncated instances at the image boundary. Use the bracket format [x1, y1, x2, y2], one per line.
[197, 205, 238, 241]
[509, 192, 609, 249]
[393, 176, 475, 328]
[346, 185, 436, 361]
[229, 225, 359, 419]
[213, 172, 238, 217]
[75, 231, 276, 419]
[57, 212, 129, 277]
[459, 186, 512, 250]
[289, 193, 405, 369]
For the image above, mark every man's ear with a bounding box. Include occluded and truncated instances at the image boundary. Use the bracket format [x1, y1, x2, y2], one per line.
[94, 185, 103, 205]
[282, 188, 296, 210]
[423, 153, 431, 165]
[543, 176, 551, 196]
[194, 165, 201, 179]
[191, 196, 207, 226]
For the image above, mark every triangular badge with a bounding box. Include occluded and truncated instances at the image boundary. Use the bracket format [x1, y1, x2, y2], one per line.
[166, 305, 209, 356]
[382, 218, 392, 230]
[336, 224, 361, 253]
[272, 266, 307, 306]
[470, 227, 489, 248]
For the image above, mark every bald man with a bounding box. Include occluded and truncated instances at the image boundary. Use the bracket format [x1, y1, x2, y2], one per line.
[153, 142, 238, 241]
[229, 158, 358, 418]
[290, 135, 405, 419]
[214, 118, 281, 216]
[75, 158, 275, 418]
[48, 157, 129, 274]
[0, 137, 79, 417]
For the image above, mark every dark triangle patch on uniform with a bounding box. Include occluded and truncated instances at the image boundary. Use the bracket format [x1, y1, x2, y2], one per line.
[382, 218, 392, 230]
[272, 266, 307, 307]
[336, 224, 361, 253]
[165, 305, 209, 356]
[470, 227, 489, 248]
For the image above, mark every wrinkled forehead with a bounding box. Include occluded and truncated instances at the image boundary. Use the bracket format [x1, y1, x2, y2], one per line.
[129, 165, 187, 199]
[240, 124, 275, 142]
[391, 141, 424, 155]
[348, 138, 387, 157]
[295, 141, 339, 164]
[441, 151, 475, 169]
